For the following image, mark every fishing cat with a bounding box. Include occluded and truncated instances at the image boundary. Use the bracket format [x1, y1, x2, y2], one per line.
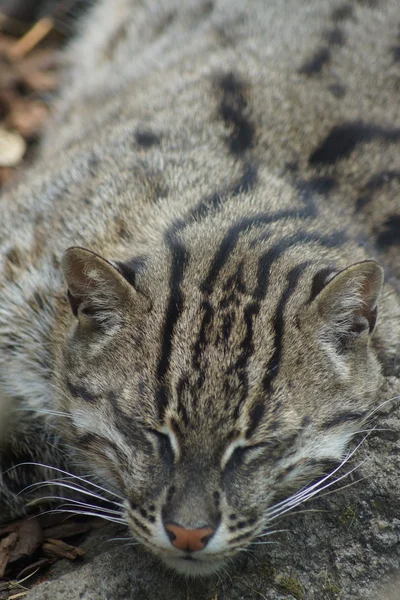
[1, 0, 400, 577]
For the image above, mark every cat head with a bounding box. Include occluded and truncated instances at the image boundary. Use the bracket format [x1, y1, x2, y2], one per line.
[56, 244, 383, 575]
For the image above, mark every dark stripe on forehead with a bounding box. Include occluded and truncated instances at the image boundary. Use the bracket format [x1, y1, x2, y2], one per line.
[230, 232, 341, 420]
[252, 231, 344, 302]
[156, 230, 189, 417]
[201, 207, 315, 295]
[178, 162, 259, 228]
[263, 262, 311, 393]
[192, 300, 214, 370]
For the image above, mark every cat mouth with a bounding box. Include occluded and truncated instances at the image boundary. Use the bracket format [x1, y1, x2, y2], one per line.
[163, 554, 225, 576]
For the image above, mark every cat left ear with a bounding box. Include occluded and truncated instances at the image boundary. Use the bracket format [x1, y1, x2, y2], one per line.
[313, 260, 383, 343]
[61, 247, 136, 328]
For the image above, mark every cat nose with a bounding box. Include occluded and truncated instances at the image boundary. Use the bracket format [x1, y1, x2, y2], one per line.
[164, 522, 215, 552]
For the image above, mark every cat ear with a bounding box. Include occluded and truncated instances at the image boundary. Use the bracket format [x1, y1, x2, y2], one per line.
[312, 260, 383, 346]
[61, 247, 136, 328]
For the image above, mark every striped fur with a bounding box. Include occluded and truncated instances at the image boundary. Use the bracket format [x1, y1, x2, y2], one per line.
[1, 0, 400, 577]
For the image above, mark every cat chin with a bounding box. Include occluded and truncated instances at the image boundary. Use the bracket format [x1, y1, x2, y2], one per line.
[162, 555, 226, 577]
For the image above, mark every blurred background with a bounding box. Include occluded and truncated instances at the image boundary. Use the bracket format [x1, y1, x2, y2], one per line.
[0, 0, 90, 188]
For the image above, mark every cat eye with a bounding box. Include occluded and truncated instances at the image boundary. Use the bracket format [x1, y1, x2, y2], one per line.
[148, 429, 175, 467]
[223, 443, 271, 474]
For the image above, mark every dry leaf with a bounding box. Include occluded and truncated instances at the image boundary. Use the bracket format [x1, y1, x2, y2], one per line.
[42, 538, 85, 561]
[7, 99, 48, 139]
[8, 519, 43, 564]
[0, 532, 18, 577]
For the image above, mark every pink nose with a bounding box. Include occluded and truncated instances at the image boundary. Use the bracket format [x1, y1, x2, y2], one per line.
[164, 523, 215, 552]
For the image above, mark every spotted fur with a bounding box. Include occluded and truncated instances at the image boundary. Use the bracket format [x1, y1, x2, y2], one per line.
[1, 0, 400, 577]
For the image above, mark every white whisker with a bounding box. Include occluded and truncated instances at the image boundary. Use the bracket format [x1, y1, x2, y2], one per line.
[31, 495, 123, 516]
[266, 431, 372, 519]
[8, 461, 124, 503]
[33, 508, 126, 524]
[18, 479, 124, 509]
[11, 408, 73, 419]
[363, 394, 400, 420]
[256, 528, 290, 538]
[268, 460, 365, 521]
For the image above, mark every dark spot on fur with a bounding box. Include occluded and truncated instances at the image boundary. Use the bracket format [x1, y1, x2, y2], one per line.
[231, 162, 258, 196]
[285, 161, 299, 174]
[217, 72, 255, 155]
[355, 170, 400, 212]
[355, 0, 378, 7]
[355, 195, 369, 212]
[103, 23, 128, 61]
[325, 28, 345, 46]
[329, 83, 346, 99]
[193, 0, 214, 18]
[154, 10, 176, 37]
[331, 5, 353, 21]
[135, 129, 161, 148]
[309, 121, 400, 165]
[6, 246, 23, 266]
[297, 176, 337, 197]
[114, 216, 132, 241]
[393, 46, 400, 62]
[299, 47, 331, 76]
[376, 215, 400, 248]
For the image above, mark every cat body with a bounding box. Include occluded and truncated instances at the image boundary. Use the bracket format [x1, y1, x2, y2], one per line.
[1, 0, 400, 577]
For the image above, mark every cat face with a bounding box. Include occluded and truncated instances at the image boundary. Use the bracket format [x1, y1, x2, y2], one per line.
[56, 246, 382, 575]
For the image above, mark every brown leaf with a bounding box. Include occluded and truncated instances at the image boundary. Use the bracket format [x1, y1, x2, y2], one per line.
[8, 519, 43, 563]
[22, 70, 58, 93]
[0, 532, 18, 577]
[14, 48, 58, 77]
[42, 519, 101, 541]
[42, 539, 85, 561]
[6, 98, 48, 139]
[0, 166, 16, 187]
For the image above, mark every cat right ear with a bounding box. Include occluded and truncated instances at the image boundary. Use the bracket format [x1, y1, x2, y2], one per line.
[61, 247, 137, 329]
[311, 260, 383, 349]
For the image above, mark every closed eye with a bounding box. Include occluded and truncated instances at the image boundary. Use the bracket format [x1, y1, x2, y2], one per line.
[147, 428, 177, 466]
[222, 441, 276, 473]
